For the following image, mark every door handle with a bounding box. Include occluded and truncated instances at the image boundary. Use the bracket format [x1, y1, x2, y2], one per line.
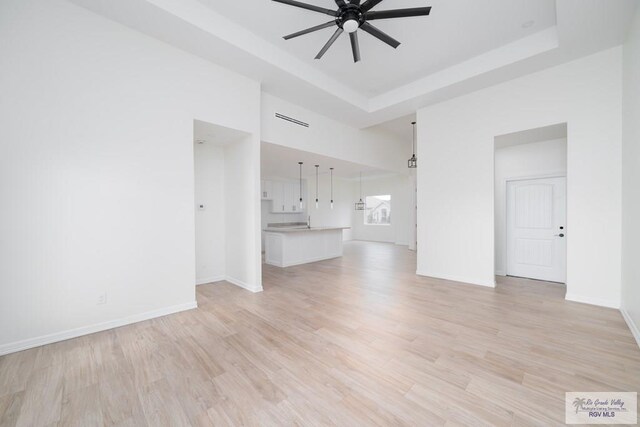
[555, 233, 565, 237]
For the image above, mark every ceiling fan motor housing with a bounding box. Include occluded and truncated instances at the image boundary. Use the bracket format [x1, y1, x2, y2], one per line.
[337, 5, 365, 32]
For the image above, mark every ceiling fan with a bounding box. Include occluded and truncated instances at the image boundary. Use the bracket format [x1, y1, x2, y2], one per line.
[273, 0, 432, 63]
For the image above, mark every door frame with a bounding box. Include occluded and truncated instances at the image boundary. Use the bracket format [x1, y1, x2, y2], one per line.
[502, 171, 567, 282]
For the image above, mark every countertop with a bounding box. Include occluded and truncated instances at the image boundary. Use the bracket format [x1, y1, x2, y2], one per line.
[263, 226, 350, 233]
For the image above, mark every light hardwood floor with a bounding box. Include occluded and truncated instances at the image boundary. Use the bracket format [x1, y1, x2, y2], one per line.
[1, 241, 639, 426]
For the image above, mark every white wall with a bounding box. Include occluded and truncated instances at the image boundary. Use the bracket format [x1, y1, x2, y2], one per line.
[494, 139, 567, 276]
[224, 137, 262, 292]
[262, 93, 409, 173]
[622, 6, 640, 343]
[0, 0, 261, 354]
[352, 175, 411, 245]
[417, 47, 623, 306]
[306, 176, 354, 242]
[194, 143, 226, 284]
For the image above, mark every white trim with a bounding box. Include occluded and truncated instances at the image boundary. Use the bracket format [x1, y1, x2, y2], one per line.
[495, 269, 506, 277]
[416, 270, 496, 288]
[197, 276, 263, 293]
[196, 275, 226, 286]
[503, 171, 566, 184]
[225, 276, 263, 293]
[0, 301, 197, 356]
[621, 309, 640, 349]
[565, 293, 620, 309]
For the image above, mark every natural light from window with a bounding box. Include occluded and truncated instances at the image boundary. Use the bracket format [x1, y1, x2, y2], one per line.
[364, 195, 391, 225]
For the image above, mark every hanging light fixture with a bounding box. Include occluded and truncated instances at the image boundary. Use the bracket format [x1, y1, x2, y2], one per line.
[330, 167, 334, 210]
[315, 165, 320, 209]
[408, 121, 417, 169]
[298, 162, 304, 209]
[355, 172, 365, 211]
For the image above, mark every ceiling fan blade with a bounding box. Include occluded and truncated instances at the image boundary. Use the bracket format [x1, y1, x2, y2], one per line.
[315, 28, 344, 59]
[350, 0, 361, 5]
[360, 0, 384, 12]
[272, 0, 337, 16]
[360, 22, 400, 48]
[349, 31, 361, 62]
[365, 7, 431, 20]
[335, 0, 347, 7]
[284, 21, 336, 40]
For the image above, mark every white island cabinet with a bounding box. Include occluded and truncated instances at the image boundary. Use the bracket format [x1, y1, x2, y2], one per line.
[264, 227, 349, 267]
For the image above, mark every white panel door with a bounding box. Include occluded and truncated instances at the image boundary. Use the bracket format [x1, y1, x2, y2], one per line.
[506, 177, 566, 283]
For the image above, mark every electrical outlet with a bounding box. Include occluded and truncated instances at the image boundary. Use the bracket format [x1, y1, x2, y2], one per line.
[97, 293, 107, 305]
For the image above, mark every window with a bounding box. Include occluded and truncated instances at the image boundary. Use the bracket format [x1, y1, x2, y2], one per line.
[364, 195, 391, 225]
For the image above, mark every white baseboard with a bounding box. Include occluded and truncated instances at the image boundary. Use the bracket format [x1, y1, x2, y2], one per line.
[196, 275, 225, 286]
[0, 301, 197, 356]
[197, 276, 263, 293]
[620, 309, 640, 349]
[225, 276, 263, 293]
[416, 270, 496, 288]
[495, 270, 506, 277]
[565, 293, 620, 309]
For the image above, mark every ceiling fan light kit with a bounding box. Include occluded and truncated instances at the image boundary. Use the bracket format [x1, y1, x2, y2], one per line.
[274, 0, 432, 63]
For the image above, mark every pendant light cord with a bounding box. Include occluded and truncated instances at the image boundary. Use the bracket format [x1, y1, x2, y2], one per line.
[315, 165, 319, 202]
[298, 162, 303, 203]
[412, 121, 417, 156]
[330, 168, 333, 202]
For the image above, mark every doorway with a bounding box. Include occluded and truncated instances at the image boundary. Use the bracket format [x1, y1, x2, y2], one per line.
[506, 176, 566, 283]
[494, 123, 568, 283]
[193, 119, 262, 292]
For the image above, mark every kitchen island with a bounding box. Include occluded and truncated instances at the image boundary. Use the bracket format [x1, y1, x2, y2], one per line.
[263, 226, 349, 267]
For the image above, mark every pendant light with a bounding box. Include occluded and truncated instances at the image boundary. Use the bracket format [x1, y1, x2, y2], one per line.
[330, 168, 334, 210]
[315, 165, 319, 209]
[298, 162, 304, 209]
[408, 121, 417, 169]
[355, 172, 365, 211]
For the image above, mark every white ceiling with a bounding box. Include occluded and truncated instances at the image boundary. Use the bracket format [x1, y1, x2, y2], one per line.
[369, 113, 417, 142]
[72, 0, 638, 130]
[202, 0, 557, 97]
[261, 142, 388, 180]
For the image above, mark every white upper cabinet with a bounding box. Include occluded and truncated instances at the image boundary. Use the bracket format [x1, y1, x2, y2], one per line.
[283, 181, 294, 212]
[264, 179, 306, 213]
[271, 181, 285, 212]
[261, 180, 273, 200]
[292, 181, 302, 212]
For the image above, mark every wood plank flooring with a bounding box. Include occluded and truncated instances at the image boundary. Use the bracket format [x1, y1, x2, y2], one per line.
[1, 241, 639, 426]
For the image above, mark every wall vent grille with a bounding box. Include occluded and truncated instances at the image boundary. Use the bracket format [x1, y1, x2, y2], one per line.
[275, 113, 309, 128]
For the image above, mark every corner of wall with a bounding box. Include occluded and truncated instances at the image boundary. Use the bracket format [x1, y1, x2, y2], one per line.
[225, 276, 263, 293]
[565, 293, 620, 309]
[416, 270, 496, 288]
